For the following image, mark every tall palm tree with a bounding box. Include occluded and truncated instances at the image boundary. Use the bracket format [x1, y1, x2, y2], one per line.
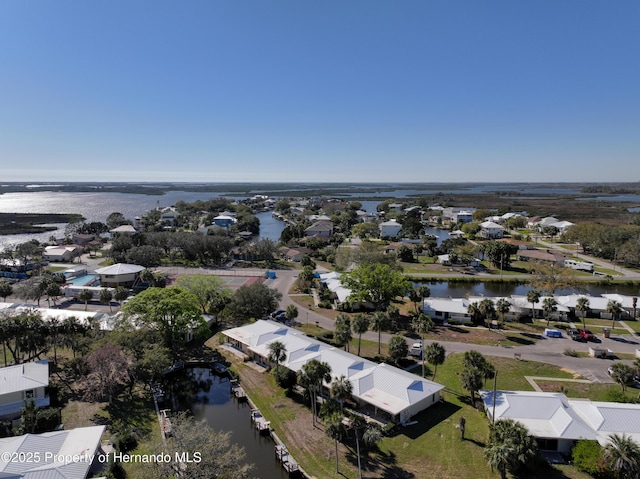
[330, 375, 353, 413]
[324, 412, 345, 474]
[350, 415, 383, 479]
[603, 433, 640, 479]
[78, 289, 93, 311]
[267, 340, 287, 381]
[412, 313, 433, 377]
[542, 296, 558, 327]
[370, 311, 388, 355]
[466, 301, 480, 325]
[575, 296, 590, 329]
[461, 366, 483, 405]
[335, 314, 352, 351]
[495, 298, 511, 328]
[298, 359, 332, 426]
[351, 313, 369, 356]
[425, 342, 446, 380]
[607, 300, 623, 330]
[526, 289, 541, 319]
[478, 298, 496, 328]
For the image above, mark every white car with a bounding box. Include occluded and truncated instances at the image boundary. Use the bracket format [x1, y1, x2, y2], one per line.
[409, 342, 423, 357]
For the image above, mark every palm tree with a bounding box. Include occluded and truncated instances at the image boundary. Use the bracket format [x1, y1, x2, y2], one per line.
[466, 301, 480, 325]
[78, 289, 93, 311]
[99, 288, 114, 313]
[267, 340, 287, 381]
[461, 366, 483, 405]
[370, 311, 388, 355]
[607, 300, 623, 330]
[425, 342, 446, 380]
[542, 296, 558, 327]
[484, 442, 511, 479]
[351, 313, 369, 356]
[285, 304, 299, 323]
[478, 298, 496, 328]
[350, 414, 383, 479]
[603, 433, 640, 479]
[412, 313, 433, 377]
[324, 412, 345, 474]
[575, 296, 590, 329]
[298, 359, 332, 426]
[330, 375, 353, 413]
[335, 314, 352, 351]
[526, 289, 541, 319]
[495, 298, 511, 328]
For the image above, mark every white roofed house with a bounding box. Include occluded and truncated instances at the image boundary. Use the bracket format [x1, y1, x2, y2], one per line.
[379, 219, 402, 239]
[109, 224, 138, 236]
[0, 361, 50, 419]
[42, 245, 80, 263]
[423, 298, 474, 324]
[222, 320, 444, 424]
[478, 221, 505, 239]
[0, 425, 106, 479]
[95, 263, 145, 288]
[481, 390, 640, 454]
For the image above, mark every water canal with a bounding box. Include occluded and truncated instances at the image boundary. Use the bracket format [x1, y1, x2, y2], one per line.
[166, 367, 290, 479]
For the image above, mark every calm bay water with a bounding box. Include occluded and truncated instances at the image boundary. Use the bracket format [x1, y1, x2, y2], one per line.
[0, 190, 285, 249]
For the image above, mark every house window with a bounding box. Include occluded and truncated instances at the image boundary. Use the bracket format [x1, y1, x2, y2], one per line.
[536, 438, 558, 451]
[25, 390, 34, 399]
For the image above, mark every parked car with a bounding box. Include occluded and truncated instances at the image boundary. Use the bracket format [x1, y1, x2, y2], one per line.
[579, 329, 597, 341]
[270, 309, 285, 320]
[409, 342, 423, 358]
[569, 329, 583, 341]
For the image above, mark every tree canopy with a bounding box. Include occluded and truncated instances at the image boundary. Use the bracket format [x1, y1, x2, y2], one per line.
[341, 263, 411, 311]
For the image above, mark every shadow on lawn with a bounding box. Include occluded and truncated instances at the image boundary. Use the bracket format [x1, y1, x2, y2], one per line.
[344, 448, 416, 479]
[394, 400, 461, 440]
[91, 396, 157, 436]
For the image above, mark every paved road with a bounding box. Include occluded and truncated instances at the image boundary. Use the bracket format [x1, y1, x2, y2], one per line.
[265, 268, 638, 385]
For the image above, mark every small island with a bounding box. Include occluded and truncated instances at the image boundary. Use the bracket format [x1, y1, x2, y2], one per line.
[0, 213, 85, 235]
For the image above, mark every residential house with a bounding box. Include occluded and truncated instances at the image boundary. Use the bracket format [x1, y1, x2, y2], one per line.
[278, 246, 313, 262]
[213, 214, 237, 228]
[0, 361, 50, 419]
[388, 203, 404, 212]
[478, 221, 505, 239]
[305, 221, 333, 238]
[222, 320, 444, 424]
[42, 245, 79, 262]
[379, 219, 402, 238]
[109, 224, 138, 236]
[423, 298, 474, 324]
[481, 390, 640, 452]
[442, 208, 475, 224]
[95, 263, 145, 288]
[356, 210, 378, 222]
[0, 425, 106, 479]
[159, 206, 179, 225]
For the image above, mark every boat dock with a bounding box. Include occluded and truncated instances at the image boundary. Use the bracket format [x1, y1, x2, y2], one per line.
[250, 408, 271, 433]
[231, 381, 247, 401]
[275, 444, 299, 474]
[160, 409, 172, 437]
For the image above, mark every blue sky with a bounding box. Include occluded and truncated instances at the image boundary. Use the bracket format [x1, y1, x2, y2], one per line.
[1, 1, 638, 183]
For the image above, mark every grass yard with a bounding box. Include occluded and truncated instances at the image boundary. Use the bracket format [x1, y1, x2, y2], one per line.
[213, 342, 601, 479]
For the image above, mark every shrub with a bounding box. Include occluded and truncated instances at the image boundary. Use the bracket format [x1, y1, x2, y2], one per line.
[563, 348, 578, 357]
[572, 440, 602, 476]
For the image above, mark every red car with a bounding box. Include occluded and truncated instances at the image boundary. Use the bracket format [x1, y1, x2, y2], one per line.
[579, 329, 597, 341]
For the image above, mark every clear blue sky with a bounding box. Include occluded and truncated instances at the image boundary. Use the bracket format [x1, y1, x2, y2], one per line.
[1, 1, 638, 183]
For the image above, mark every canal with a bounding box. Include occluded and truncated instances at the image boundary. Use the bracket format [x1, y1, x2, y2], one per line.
[168, 367, 290, 479]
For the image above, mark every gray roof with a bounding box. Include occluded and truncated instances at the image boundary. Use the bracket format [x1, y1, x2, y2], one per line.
[0, 361, 49, 396]
[95, 263, 145, 275]
[0, 426, 105, 479]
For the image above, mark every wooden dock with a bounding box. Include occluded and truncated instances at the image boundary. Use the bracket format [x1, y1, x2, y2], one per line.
[250, 408, 271, 433]
[275, 444, 299, 474]
[160, 409, 172, 437]
[232, 383, 247, 401]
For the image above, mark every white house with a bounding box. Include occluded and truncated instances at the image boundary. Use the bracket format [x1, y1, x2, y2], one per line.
[481, 390, 640, 452]
[379, 219, 402, 238]
[0, 361, 50, 419]
[0, 425, 106, 479]
[95, 263, 145, 288]
[42, 245, 79, 263]
[109, 224, 138, 236]
[478, 221, 505, 239]
[222, 320, 444, 424]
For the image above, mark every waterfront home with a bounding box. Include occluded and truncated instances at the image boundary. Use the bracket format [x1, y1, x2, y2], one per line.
[0, 425, 106, 479]
[481, 390, 640, 453]
[223, 320, 444, 424]
[213, 214, 237, 228]
[423, 298, 474, 324]
[42, 245, 79, 262]
[379, 219, 402, 238]
[109, 224, 138, 236]
[0, 360, 49, 419]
